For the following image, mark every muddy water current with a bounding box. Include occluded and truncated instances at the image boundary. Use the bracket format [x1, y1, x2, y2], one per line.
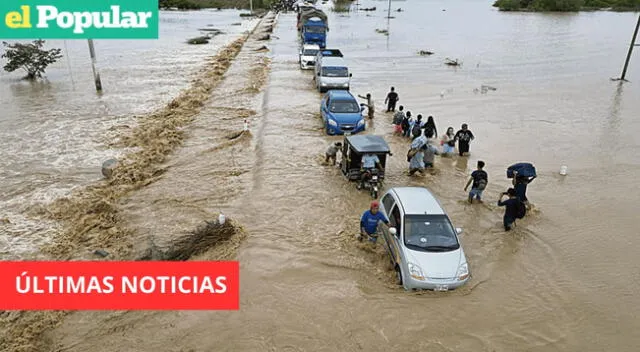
[0, 10, 260, 258]
[2, 0, 640, 351]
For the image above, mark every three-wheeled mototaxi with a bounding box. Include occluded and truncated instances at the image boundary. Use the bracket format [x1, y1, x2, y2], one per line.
[339, 134, 392, 199]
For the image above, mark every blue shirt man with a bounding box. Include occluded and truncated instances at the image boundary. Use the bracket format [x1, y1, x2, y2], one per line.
[362, 153, 380, 169]
[359, 201, 389, 243]
[359, 153, 381, 190]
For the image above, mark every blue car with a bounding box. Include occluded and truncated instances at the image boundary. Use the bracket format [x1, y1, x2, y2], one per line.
[320, 90, 366, 135]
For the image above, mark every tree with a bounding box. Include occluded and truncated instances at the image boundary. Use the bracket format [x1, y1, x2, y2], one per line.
[1, 40, 63, 80]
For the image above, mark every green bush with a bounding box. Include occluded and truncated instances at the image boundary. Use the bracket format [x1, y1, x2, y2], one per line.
[493, 0, 522, 10]
[159, 0, 203, 10]
[532, 0, 584, 11]
[495, 0, 638, 10]
[1, 40, 63, 80]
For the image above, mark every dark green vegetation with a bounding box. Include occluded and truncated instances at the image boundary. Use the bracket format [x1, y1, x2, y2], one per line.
[333, 0, 355, 12]
[159, 0, 274, 10]
[1, 40, 62, 80]
[492, 0, 640, 11]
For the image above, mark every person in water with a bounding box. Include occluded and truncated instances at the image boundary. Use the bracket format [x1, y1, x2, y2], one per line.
[325, 141, 342, 166]
[401, 111, 412, 138]
[440, 127, 456, 156]
[407, 138, 426, 176]
[385, 86, 399, 112]
[392, 106, 405, 135]
[512, 170, 536, 208]
[423, 115, 438, 139]
[358, 152, 381, 190]
[498, 188, 520, 231]
[358, 93, 375, 119]
[411, 115, 424, 138]
[422, 138, 440, 169]
[454, 123, 475, 156]
[359, 200, 389, 244]
[464, 160, 488, 203]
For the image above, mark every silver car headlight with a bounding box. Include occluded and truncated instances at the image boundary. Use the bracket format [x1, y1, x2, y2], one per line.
[407, 262, 425, 281]
[327, 119, 338, 126]
[456, 262, 469, 281]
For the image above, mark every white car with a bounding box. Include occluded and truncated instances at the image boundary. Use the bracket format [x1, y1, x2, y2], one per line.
[299, 44, 320, 70]
[378, 187, 470, 291]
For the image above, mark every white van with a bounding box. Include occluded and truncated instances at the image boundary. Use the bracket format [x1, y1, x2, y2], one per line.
[315, 56, 352, 93]
[379, 187, 470, 291]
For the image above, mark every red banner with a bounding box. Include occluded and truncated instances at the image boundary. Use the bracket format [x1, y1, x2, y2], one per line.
[0, 261, 239, 310]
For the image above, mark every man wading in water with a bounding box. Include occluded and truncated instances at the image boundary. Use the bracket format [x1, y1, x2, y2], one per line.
[464, 160, 488, 203]
[385, 87, 399, 112]
[325, 141, 342, 166]
[498, 188, 526, 231]
[512, 170, 536, 209]
[358, 93, 375, 119]
[359, 201, 389, 244]
[454, 123, 475, 156]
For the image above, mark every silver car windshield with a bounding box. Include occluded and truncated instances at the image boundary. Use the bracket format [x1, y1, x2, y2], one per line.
[322, 67, 349, 77]
[403, 215, 460, 252]
[303, 49, 318, 56]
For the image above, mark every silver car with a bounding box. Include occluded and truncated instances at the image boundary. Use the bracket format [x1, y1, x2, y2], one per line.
[379, 187, 470, 291]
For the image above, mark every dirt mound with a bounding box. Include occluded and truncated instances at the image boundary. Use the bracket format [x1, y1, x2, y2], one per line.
[0, 311, 67, 352]
[137, 218, 245, 261]
[42, 35, 250, 260]
[246, 57, 271, 93]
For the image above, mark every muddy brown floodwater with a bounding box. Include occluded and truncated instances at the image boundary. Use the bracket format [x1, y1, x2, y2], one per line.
[3, 0, 640, 351]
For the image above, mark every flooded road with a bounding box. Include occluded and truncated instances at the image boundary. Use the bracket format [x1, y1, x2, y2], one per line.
[3, 0, 640, 351]
[0, 10, 260, 259]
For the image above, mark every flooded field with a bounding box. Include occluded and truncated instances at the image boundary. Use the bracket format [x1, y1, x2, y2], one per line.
[2, 0, 640, 351]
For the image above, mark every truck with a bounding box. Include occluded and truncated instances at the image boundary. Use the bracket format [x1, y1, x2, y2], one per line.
[301, 16, 327, 48]
[298, 7, 329, 32]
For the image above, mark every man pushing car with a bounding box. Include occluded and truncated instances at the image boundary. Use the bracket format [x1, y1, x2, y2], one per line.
[359, 201, 389, 244]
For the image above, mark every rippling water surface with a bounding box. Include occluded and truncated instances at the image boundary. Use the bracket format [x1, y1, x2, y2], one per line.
[2, 0, 640, 351]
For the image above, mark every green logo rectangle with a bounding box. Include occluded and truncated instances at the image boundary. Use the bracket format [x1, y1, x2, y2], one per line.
[1, 0, 158, 39]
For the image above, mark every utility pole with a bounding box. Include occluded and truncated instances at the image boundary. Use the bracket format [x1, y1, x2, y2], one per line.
[87, 39, 102, 92]
[387, 0, 391, 19]
[618, 14, 640, 82]
[250, 0, 253, 14]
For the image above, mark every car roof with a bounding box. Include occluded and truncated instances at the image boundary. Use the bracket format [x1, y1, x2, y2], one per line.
[317, 49, 343, 57]
[390, 187, 446, 215]
[321, 57, 347, 66]
[346, 135, 390, 153]
[327, 90, 355, 100]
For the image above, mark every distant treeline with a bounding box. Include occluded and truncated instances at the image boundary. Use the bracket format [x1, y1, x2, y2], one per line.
[493, 0, 640, 11]
[159, 0, 275, 10]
